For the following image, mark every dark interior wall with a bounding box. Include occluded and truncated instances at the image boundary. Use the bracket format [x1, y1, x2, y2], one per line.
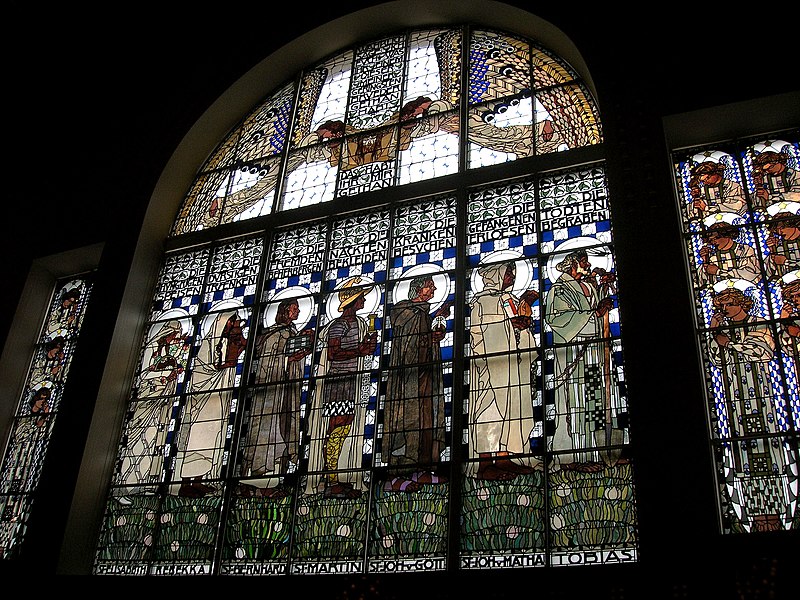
[2, 1, 798, 594]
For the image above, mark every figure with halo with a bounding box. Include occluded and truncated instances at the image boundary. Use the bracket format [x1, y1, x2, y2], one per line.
[306, 277, 378, 498]
[177, 302, 248, 497]
[687, 156, 746, 220]
[750, 143, 800, 210]
[697, 214, 760, 288]
[545, 244, 624, 472]
[114, 312, 191, 488]
[778, 273, 800, 386]
[707, 280, 790, 532]
[468, 256, 542, 481]
[382, 270, 451, 492]
[765, 202, 800, 281]
[239, 293, 314, 497]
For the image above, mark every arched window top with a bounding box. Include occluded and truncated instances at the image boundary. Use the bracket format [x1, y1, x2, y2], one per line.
[171, 26, 601, 236]
[93, 9, 640, 576]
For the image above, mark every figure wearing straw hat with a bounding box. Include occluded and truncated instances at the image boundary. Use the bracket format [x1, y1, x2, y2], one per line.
[306, 277, 378, 498]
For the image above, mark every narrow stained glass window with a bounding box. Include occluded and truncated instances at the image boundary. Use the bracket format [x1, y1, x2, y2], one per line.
[673, 131, 800, 533]
[0, 274, 93, 560]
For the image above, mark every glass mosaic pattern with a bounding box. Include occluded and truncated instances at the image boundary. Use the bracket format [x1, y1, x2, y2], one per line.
[0, 274, 94, 559]
[461, 169, 635, 568]
[97, 165, 640, 574]
[673, 131, 800, 533]
[95, 24, 637, 577]
[171, 27, 601, 237]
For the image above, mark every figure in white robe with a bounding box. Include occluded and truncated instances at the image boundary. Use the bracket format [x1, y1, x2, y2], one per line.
[765, 208, 800, 281]
[687, 160, 747, 220]
[117, 317, 190, 487]
[176, 306, 248, 497]
[468, 260, 541, 481]
[697, 221, 760, 288]
[751, 148, 800, 209]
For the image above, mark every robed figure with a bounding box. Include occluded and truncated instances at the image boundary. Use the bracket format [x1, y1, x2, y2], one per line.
[383, 275, 449, 486]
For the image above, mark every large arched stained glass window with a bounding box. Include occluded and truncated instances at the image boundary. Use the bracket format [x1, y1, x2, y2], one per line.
[673, 130, 800, 534]
[93, 25, 637, 576]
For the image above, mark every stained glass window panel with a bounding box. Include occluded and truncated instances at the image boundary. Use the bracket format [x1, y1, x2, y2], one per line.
[235, 84, 294, 163]
[467, 99, 534, 167]
[169, 27, 600, 237]
[397, 112, 460, 184]
[171, 171, 231, 235]
[100, 170, 642, 571]
[169, 82, 295, 234]
[264, 224, 327, 297]
[336, 126, 401, 196]
[531, 45, 576, 88]
[220, 155, 282, 224]
[0, 274, 93, 560]
[461, 168, 637, 568]
[348, 36, 406, 130]
[674, 148, 750, 232]
[391, 196, 458, 277]
[673, 130, 800, 534]
[281, 144, 339, 210]
[539, 173, 634, 563]
[685, 221, 776, 326]
[367, 198, 458, 571]
[406, 29, 461, 108]
[465, 31, 603, 164]
[300, 56, 353, 146]
[296, 279, 380, 570]
[95, 239, 262, 574]
[97, 20, 648, 576]
[463, 180, 544, 565]
[469, 31, 531, 105]
[743, 138, 800, 213]
[534, 84, 601, 153]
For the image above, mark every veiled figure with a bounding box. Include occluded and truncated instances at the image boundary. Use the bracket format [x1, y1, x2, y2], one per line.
[177, 305, 248, 497]
[468, 260, 540, 481]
